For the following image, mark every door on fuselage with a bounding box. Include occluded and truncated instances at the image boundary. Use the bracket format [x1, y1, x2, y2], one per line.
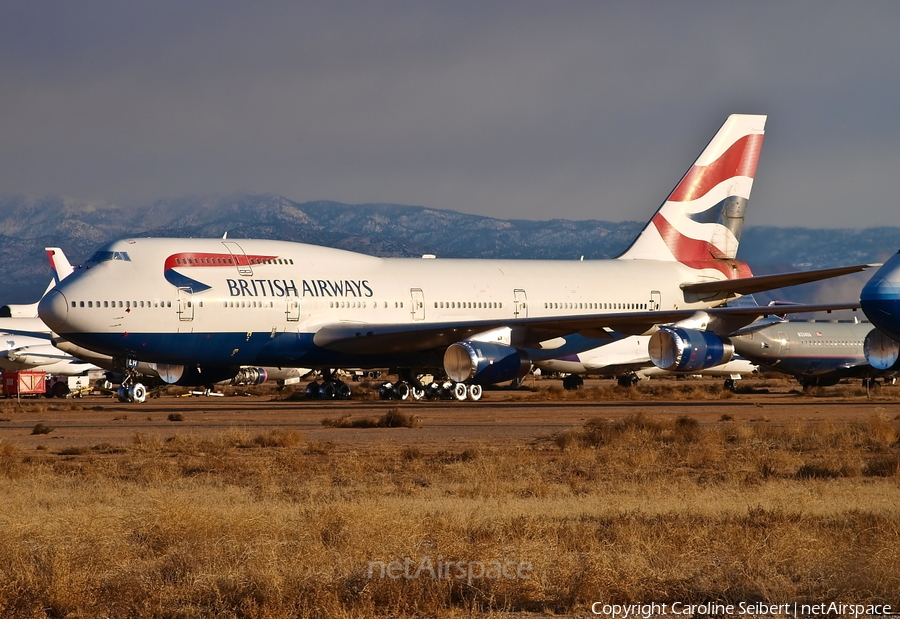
[650, 290, 661, 311]
[177, 287, 194, 321]
[776, 331, 790, 356]
[514, 289, 528, 318]
[410, 288, 425, 321]
[222, 241, 253, 276]
[286, 298, 300, 322]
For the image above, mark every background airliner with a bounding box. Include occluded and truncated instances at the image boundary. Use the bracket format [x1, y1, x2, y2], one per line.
[0, 250, 101, 378]
[731, 318, 892, 388]
[534, 334, 756, 390]
[39, 114, 867, 401]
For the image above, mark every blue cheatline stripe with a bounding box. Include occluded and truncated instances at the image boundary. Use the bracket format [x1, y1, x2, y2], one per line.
[164, 269, 212, 292]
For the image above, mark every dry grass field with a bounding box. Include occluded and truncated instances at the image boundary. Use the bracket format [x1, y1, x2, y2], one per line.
[0, 378, 898, 618]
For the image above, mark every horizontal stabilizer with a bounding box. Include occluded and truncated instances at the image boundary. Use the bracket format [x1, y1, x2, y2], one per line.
[681, 264, 877, 296]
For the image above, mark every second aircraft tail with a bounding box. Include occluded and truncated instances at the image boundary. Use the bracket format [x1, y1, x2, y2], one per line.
[618, 114, 765, 270]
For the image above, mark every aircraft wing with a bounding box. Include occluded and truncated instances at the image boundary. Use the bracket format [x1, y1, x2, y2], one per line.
[0, 329, 53, 340]
[2, 347, 75, 362]
[312, 302, 860, 354]
[681, 264, 876, 296]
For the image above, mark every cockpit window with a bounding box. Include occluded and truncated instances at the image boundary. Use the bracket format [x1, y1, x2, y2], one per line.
[88, 251, 131, 263]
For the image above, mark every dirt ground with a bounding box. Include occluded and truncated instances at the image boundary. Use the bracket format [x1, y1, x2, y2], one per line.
[2, 376, 897, 453]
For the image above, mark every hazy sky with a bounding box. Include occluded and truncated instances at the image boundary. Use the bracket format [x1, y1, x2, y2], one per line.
[2, 1, 899, 227]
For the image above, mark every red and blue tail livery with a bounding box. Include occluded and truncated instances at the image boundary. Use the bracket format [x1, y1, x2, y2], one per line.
[619, 114, 765, 278]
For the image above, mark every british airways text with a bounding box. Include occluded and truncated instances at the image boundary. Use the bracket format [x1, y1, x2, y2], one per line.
[226, 279, 374, 298]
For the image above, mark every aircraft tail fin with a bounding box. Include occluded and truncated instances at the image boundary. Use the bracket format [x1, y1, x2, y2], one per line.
[0, 248, 76, 318]
[46, 247, 74, 285]
[618, 114, 765, 267]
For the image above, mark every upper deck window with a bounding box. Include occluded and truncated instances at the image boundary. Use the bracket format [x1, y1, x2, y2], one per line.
[88, 250, 131, 264]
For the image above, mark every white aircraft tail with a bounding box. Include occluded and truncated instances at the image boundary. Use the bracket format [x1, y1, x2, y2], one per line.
[0, 248, 77, 318]
[618, 114, 765, 270]
[46, 247, 75, 284]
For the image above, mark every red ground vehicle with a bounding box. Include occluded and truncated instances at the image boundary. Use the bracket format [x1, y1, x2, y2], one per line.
[2, 371, 46, 398]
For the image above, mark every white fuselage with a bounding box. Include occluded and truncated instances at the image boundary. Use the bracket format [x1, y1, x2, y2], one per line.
[40, 237, 731, 372]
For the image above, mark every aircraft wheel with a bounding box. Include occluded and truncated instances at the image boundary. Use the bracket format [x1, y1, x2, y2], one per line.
[617, 374, 638, 388]
[423, 383, 438, 400]
[467, 384, 483, 401]
[131, 383, 147, 404]
[723, 378, 736, 392]
[338, 382, 352, 400]
[322, 382, 337, 399]
[411, 386, 425, 400]
[306, 381, 322, 399]
[453, 382, 468, 401]
[379, 383, 395, 400]
[52, 381, 70, 398]
[395, 381, 411, 400]
[562, 374, 584, 391]
[117, 386, 129, 403]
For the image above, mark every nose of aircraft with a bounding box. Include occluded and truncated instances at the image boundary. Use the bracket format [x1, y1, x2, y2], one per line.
[38, 289, 69, 333]
[860, 251, 900, 342]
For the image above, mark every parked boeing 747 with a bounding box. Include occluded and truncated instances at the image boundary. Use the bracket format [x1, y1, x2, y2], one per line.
[38, 115, 868, 401]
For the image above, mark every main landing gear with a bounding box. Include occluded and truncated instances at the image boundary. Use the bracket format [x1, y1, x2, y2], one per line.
[378, 380, 483, 401]
[304, 369, 485, 402]
[305, 370, 353, 400]
[616, 373, 641, 388]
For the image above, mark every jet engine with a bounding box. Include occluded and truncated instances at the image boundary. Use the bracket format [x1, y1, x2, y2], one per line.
[648, 327, 734, 372]
[232, 367, 269, 386]
[864, 328, 900, 371]
[443, 341, 531, 384]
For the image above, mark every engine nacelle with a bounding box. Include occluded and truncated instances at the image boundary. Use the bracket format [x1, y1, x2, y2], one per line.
[864, 328, 900, 371]
[6, 344, 59, 367]
[232, 367, 269, 386]
[443, 341, 531, 384]
[648, 327, 734, 373]
[0, 302, 38, 318]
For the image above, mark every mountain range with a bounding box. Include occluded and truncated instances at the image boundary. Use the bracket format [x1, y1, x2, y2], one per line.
[0, 192, 894, 306]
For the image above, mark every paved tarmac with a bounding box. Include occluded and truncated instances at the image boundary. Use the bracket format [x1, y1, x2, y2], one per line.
[0, 378, 895, 453]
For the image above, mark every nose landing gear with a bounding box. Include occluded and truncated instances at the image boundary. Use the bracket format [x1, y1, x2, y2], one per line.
[117, 376, 147, 403]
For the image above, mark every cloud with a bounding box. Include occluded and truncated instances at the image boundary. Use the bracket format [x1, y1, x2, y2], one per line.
[2, 0, 900, 226]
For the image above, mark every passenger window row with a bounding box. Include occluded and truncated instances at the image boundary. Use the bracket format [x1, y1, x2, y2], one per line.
[328, 301, 406, 309]
[71, 300, 172, 309]
[70, 299, 279, 310]
[434, 301, 502, 309]
[543, 302, 648, 310]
